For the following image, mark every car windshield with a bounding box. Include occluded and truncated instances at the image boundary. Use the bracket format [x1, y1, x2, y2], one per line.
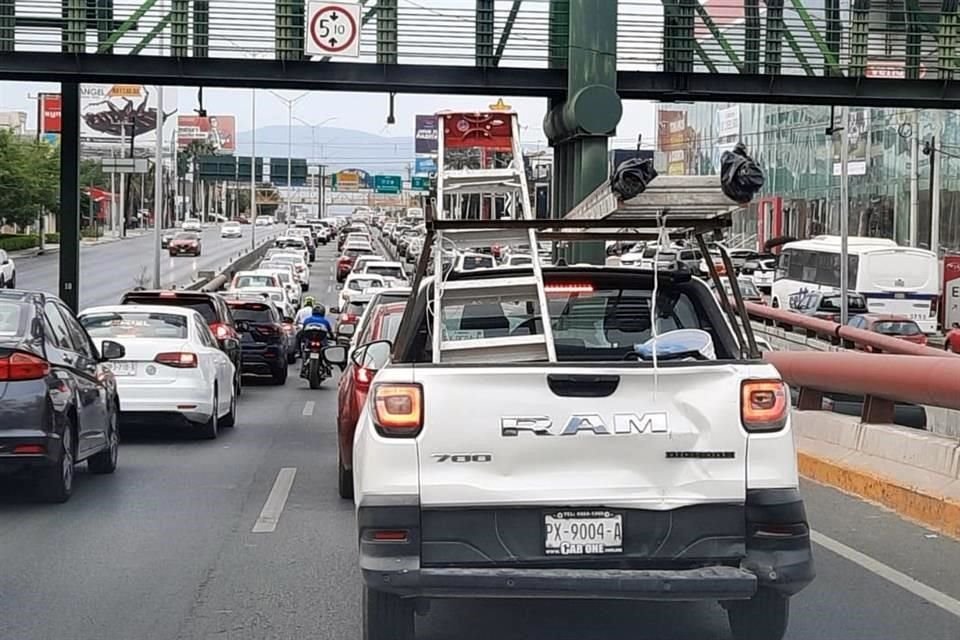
[174, 233, 198, 241]
[80, 311, 189, 339]
[348, 277, 383, 292]
[229, 304, 274, 324]
[346, 248, 373, 258]
[0, 301, 27, 337]
[366, 266, 404, 278]
[461, 255, 495, 270]
[234, 275, 277, 288]
[123, 295, 218, 323]
[346, 300, 369, 316]
[874, 320, 922, 336]
[820, 295, 868, 312]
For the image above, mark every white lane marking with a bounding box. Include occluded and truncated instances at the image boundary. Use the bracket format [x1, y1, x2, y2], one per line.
[252, 467, 297, 533]
[302, 401, 315, 416]
[811, 530, 960, 618]
[327, 284, 332, 293]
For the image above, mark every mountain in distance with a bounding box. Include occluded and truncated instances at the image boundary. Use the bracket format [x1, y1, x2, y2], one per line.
[235, 125, 414, 176]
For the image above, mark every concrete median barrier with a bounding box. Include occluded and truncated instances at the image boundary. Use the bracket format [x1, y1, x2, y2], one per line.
[185, 235, 276, 292]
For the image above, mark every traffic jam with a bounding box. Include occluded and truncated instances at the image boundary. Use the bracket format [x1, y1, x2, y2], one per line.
[2, 111, 959, 640]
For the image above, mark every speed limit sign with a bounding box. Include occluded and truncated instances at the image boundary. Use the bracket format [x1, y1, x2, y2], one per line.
[305, 1, 361, 58]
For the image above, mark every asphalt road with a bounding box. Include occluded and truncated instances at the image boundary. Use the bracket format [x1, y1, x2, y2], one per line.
[1, 240, 959, 640]
[13, 225, 280, 310]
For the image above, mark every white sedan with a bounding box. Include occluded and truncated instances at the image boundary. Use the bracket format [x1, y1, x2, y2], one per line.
[263, 253, 310, 290]
[78, 305, 238, 439]
[182, 218, 203, 232]
[338, 273, 387, 313]
[221, 221, 243, 238]
[0, 248, 15, 288]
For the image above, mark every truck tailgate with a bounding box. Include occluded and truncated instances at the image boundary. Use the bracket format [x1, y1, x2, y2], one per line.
[415, 364, 749, 510]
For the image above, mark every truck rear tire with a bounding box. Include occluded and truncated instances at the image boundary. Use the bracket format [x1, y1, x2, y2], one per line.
[363, 588, 413, 640]
[727, 589, 790, 640]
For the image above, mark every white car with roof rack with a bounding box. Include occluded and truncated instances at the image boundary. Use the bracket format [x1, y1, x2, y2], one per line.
[358, 260, 407, 286]
[263, 253, 310, 290]
[338, 273, 387, 314]
[78, 304, 237, 438]
[323, 112, 813, 640]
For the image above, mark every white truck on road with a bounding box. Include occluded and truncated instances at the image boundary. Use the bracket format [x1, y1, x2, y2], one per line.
[332, 266, 814, 640]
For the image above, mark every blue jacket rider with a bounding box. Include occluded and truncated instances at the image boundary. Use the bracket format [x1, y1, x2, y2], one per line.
[301, 305, 332, 333]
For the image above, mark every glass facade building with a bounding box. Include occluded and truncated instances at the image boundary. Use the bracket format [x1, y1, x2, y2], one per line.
[654, 102, 960, 257]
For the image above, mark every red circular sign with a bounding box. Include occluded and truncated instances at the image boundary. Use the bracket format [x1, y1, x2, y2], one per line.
[309, 5, 358, 54]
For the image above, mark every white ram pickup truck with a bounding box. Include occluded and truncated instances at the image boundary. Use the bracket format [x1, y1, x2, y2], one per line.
[342, 266, 815, 640]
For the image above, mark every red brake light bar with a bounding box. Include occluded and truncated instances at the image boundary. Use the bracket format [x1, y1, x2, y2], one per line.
[545, 283, 594, 294]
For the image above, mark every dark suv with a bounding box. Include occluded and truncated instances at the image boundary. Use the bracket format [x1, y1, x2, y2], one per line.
[119, 290, 243, 393]
[226, 299, 289, 385]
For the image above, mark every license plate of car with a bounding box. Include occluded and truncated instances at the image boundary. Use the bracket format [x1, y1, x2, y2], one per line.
[309, 352, 320, 360]
[544, 510, 623, 556]
[106, 361, 137, 376]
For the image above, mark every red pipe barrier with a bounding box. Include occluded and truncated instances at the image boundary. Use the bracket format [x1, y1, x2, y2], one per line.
[763, 350, 960, 411]
[745, 301, 953, 358]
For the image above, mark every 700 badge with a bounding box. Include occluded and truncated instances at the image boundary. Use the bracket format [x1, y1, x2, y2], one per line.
[306, 2, 361, 58]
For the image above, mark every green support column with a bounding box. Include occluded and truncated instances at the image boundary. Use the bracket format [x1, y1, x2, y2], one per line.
[377, 0, 398, 65]
[59, 82, 81, 312]
[764, 0, 784, 74]
[475, 0, 494, 67]
[937, 0, 958, 80]
[172, 0, 189, 57]
[62, 0, 86, 53]
[744, 0, 760, 73]
[194, 0, 209, 57]
[849, 0, 871, 76]
[96, 0, 114, 54]
[824, 0, 841, 75]
[544, 0, 621, 264]
[547, 0, 569, 248]
[0, 0, 14, 53]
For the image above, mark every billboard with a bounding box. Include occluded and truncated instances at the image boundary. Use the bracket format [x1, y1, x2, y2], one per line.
[415, 115, 438, 154]
[40, 94, 61, 134]
[657, 109, 689, 175]
[832, 108, 870, 176]
[177, 115, 236, 154]
[414, 156, 437, 175]
[80, 84, 169, 146]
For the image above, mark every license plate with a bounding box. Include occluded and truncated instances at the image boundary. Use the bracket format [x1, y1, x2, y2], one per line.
[309, 352, 320, 360]
[107, 361, 137, 377]
[544, 510, 623, 556]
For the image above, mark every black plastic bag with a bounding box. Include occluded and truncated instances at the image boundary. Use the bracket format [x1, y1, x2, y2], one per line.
[720, 142, 764, 204]
[610, 157, 658, 200]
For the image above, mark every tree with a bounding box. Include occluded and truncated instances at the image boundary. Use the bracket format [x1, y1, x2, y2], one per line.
[0, 130, 59, 228]
[178, 139, 218, 215]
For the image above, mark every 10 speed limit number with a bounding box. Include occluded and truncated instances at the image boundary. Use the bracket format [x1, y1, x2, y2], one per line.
[305, 1, 361, 58]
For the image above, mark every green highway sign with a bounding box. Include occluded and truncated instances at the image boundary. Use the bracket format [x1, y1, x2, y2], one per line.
[374, 174, 403, 194]
[411, 176, 430, 191]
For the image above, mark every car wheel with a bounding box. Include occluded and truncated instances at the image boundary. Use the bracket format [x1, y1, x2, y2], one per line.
[199, 388, 219, 440]
[727, 589, 790, 640]
[8, 271, 14, 288]
[88, 409, 119, 474]
[37, 421, 74, 503]
[287, 349, 297, 365]
[221, 384, 238, 428]
[363, 587, 414, 640]
[338, 454, 354, 500]
[0, 274, 4, 288]
[273, 364, 288, 386]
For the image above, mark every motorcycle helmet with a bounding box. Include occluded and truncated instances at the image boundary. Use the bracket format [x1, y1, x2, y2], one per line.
[303, 295, 315, 307]
[312, 303, 326, 316]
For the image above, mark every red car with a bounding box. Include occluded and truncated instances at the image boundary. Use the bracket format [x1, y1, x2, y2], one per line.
[846, 314, 928, 348]
[168, 231, 202, 257]
[336, 247, 374, 282]
[335, 301, 406, 499]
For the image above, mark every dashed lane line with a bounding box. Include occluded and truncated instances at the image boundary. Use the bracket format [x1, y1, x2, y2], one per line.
[251, 468, 297, 534]
[302, 401, 315, 417]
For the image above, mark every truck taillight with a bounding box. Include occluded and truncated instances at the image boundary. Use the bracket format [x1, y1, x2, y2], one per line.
[372, 383, 423, 437]
[741, 380, 788, 432]
[155, 352, 199, 368]
[0, 351, 50, 381]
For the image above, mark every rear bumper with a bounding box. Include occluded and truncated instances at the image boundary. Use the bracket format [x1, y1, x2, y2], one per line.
[0, 430, 60, 468]
[116, 380, 213, 423]
[362, 565, 758, 601]
[240, 347, 285, 373]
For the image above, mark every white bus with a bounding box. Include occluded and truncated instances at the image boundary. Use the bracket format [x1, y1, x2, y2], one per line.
[771, 235, 940, 333]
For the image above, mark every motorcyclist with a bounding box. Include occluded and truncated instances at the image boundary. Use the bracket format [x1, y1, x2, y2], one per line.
[300, 304, 333, 377]
[295, 296, 315, 325]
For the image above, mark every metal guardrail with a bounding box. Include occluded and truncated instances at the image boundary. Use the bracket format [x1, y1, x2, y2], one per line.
[6, 0, 956, 79]
[183, 234, 276, 292]
[745, 301, 955, 358]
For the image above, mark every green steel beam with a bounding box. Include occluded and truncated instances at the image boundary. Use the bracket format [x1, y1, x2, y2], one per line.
[693, 39, 719, 73]
[63, 0, 87, 53]
[764, 0, 784, 75]
[0, 0, 13, 53]
[824, 0, 841, 76]
[664, 0, 695, 73]
[320, 1, 375, 63]
[131, 10, 172, 55]
[906, 1, 923, 79]
[782, 26, 816, 76]
[693, 1, 742, 71]
[275, 0, 303, 61]
[492, 0, 523, 67]
[96, 0, 114, 54]
[476, 0, 495, 67]
[744, 0, 761, 73]
[937, 0, 959, 80]
[194, 0, 209, 57]
[849, 0, 870, 77]
[377, 0, 398, 64]
[171, 0, 188, 57]
[96, 0, 158, 53]
[788, 0, 841, 73]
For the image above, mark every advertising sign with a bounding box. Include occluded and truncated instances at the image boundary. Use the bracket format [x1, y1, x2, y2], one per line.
[40, 93, 61, 134]
[415, 115, 438, 154]
[177, 115, 236, 154]
[833, 108, 870, 176]
[333, 169, 361, 192]
[414, 156, 437, 174]
[80, 84, 169, 147]
[944, 255, 960, 329]
[657, 108, 689, 175]
[714, 105, 740, 170]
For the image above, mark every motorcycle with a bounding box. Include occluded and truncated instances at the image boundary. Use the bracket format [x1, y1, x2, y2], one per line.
[300, 325, 332, 389]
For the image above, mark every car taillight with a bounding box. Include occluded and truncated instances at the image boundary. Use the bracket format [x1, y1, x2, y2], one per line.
[342, 314, 358, 324]
[155, 352, 199, 368]
[372, 383, 423, 437]
[210, 322, 231, 339]
[355, 366, 374, 386]
[741, 380, 788, 432]
[0, 351, 50, 381]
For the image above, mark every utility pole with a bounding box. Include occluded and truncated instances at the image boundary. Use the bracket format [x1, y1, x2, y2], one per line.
[251, 88, 257, 250]
[909, 109, 920, 247]
[930, 110, 943, 254]
[318, 164, 326, 218]
[268, 91, 310, 216]
[839, 106, 850, 326]
[153, 88, 164, 288]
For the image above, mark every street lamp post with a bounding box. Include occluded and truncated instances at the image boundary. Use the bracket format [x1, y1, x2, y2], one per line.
[293, 115, 338, 218]
[251, 89, 257, 250]
[268, 91, 310, 219]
